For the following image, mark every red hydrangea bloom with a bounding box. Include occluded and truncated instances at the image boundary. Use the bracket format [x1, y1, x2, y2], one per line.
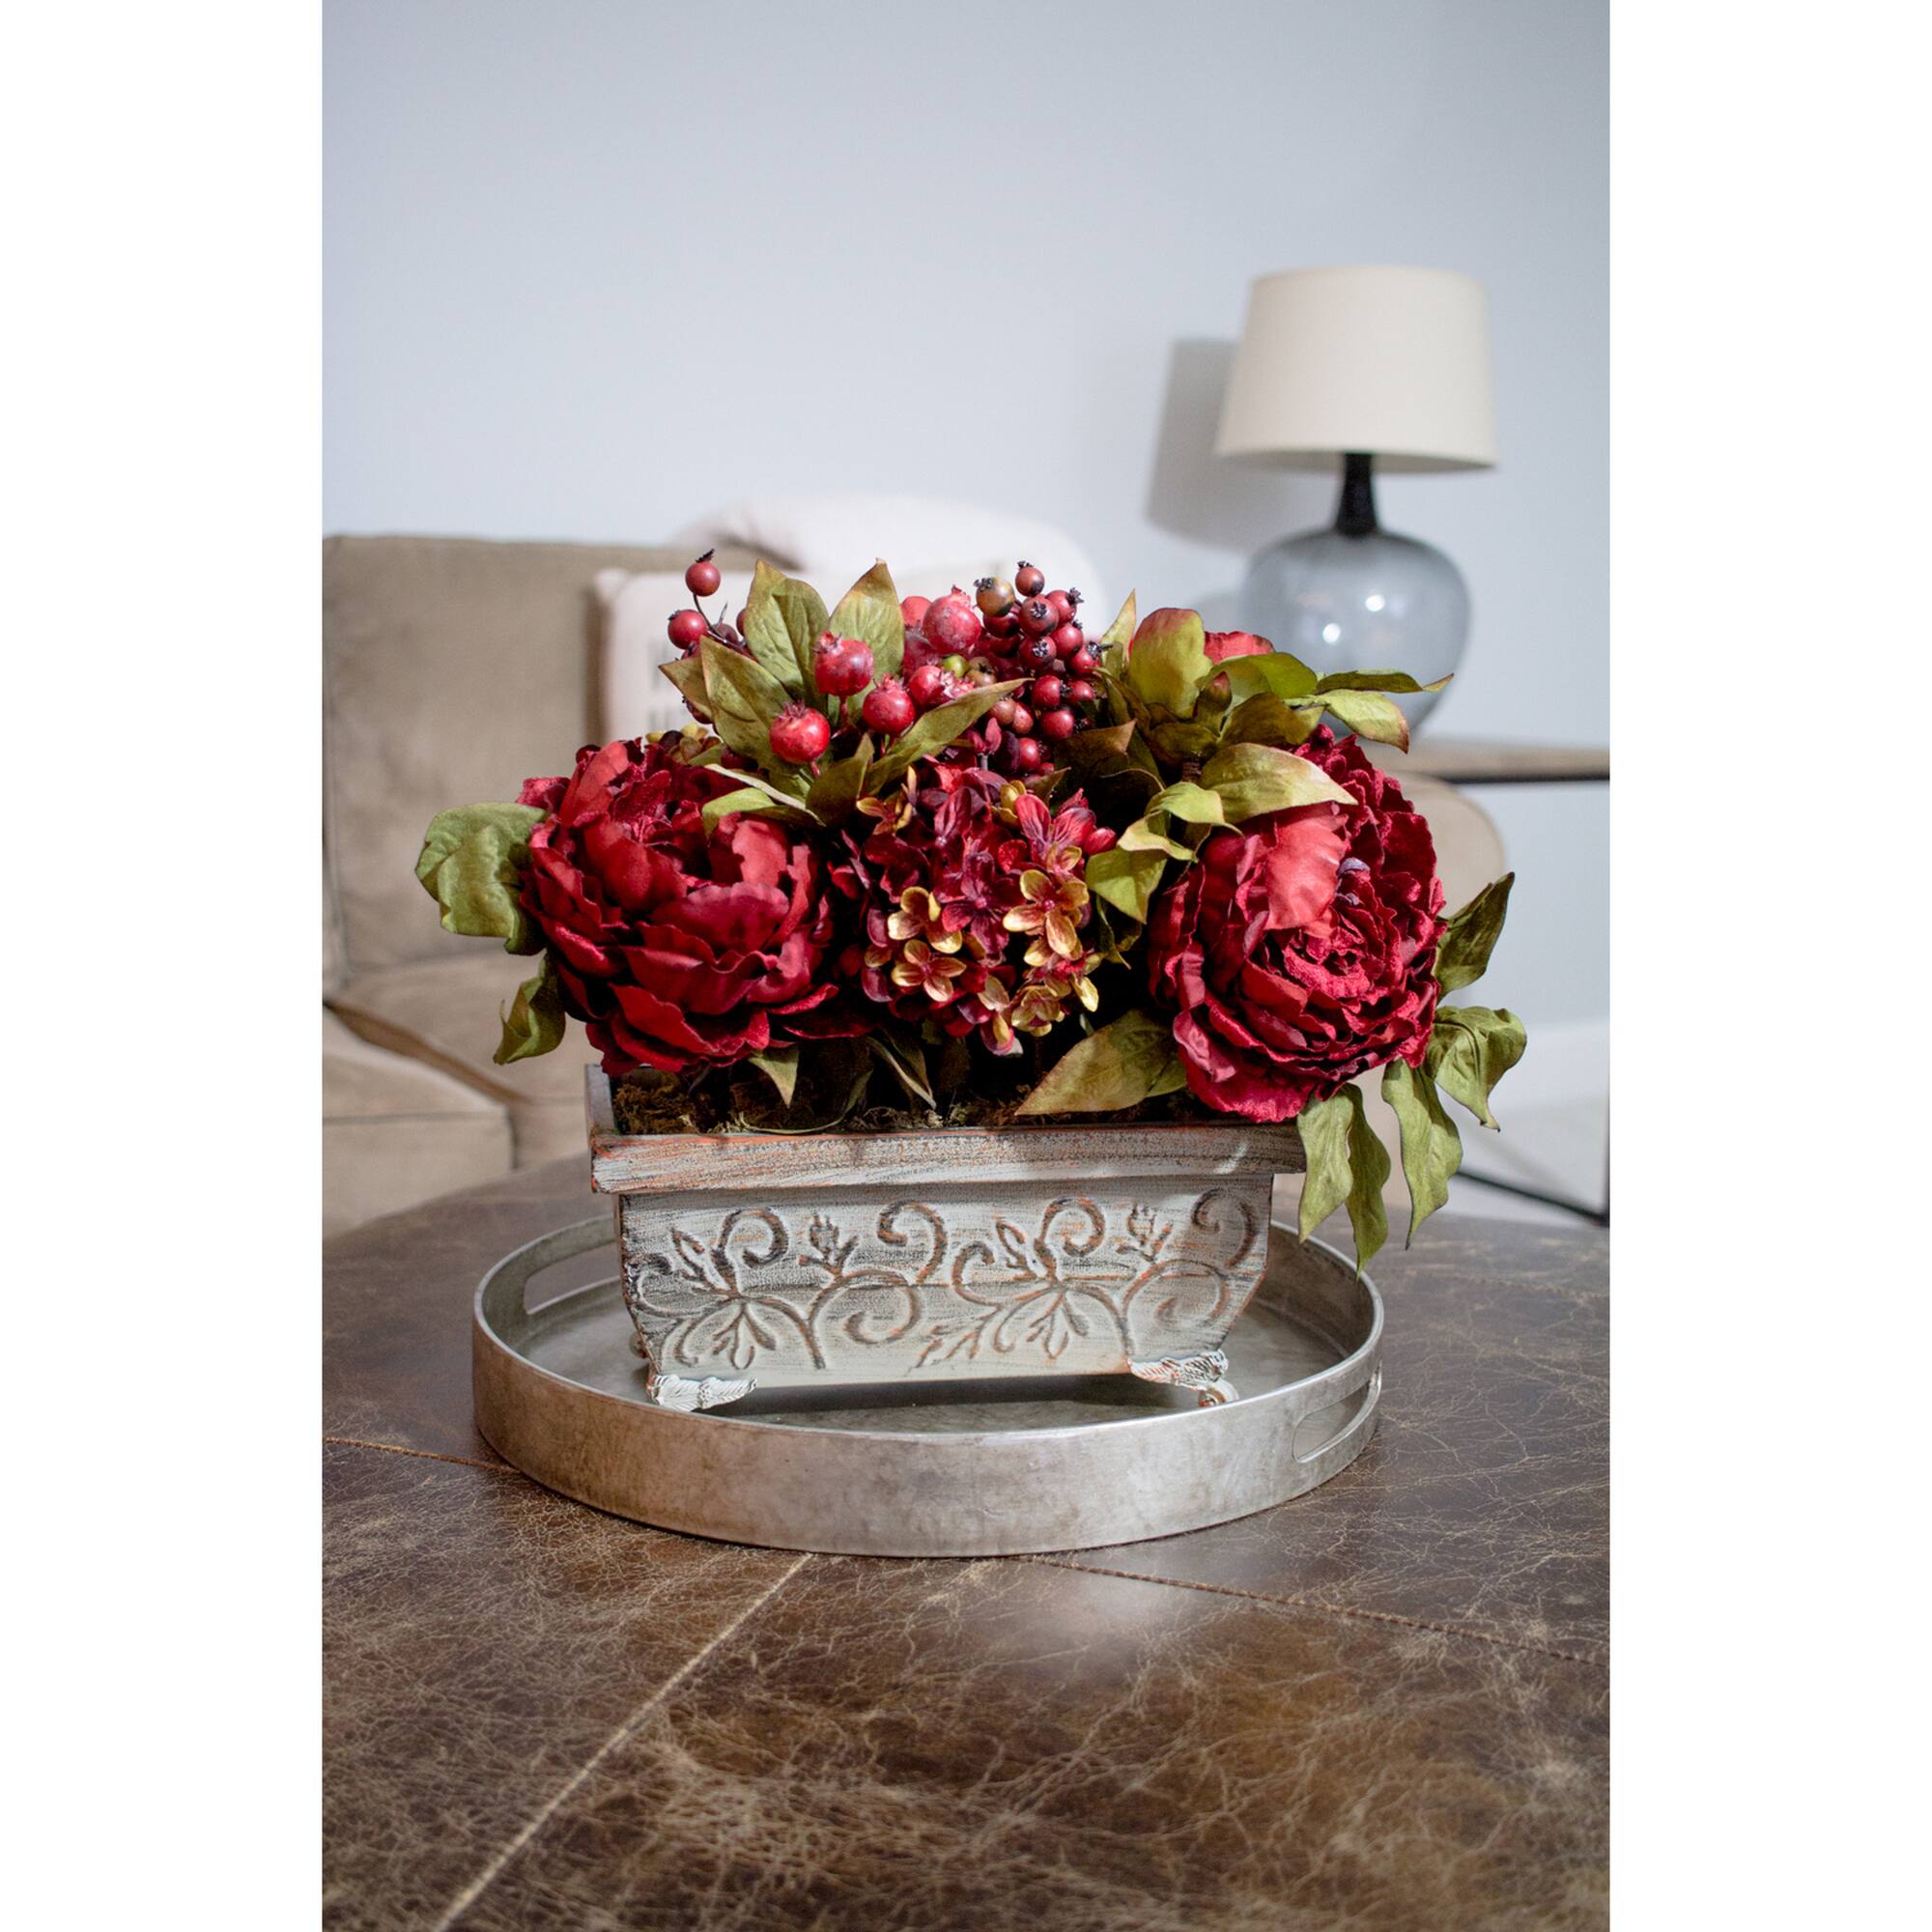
[1146, 728, 1444, 1122]
[848, 765, 1111, 1054]
[517, 737, 851, 1076]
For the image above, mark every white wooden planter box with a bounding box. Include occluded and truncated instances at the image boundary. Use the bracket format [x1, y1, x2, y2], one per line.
[585, 1067, 1304, 1411]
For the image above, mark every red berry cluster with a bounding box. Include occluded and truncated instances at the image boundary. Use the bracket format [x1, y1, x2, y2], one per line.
[897, 560, 1101, 777]
[668, 551, 1102, 778]
[665, 551, 750, 657]
[772, 631, 885, 764]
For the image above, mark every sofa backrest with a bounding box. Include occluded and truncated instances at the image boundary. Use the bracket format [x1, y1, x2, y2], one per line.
[323, 534, 754, 973]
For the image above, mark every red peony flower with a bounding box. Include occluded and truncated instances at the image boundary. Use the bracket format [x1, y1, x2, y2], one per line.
[517, 738, 851, 1076]
[1145, 728, 1444, 1122]
[1202, 629, 1273, 662]
[848, 766, 1110, 1054]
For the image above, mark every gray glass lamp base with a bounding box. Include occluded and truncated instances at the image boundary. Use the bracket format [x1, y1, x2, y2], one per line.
[1236, 455, 1468, 736]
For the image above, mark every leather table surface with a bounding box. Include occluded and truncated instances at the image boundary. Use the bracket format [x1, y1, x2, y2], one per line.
[326, 1157, 1608, 1930]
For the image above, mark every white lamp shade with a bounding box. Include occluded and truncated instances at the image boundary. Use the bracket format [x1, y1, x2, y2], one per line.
[1216, 266, 1497, 472]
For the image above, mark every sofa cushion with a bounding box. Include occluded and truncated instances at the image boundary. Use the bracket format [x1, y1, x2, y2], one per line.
[323, 534, 759, 974]
[329, 952, 591, 1168]
[323, 1011, 512, 1236]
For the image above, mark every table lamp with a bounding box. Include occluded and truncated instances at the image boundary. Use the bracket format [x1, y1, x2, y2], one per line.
[1216, 265, 1496, 733]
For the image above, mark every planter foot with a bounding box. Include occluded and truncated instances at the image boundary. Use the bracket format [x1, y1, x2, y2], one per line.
[643, 1368, 757, 1412]
[1129, 1350, 1237, 1407]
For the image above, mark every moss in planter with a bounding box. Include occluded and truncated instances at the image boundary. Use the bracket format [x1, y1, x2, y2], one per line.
[610, 1057, 1211, 1138]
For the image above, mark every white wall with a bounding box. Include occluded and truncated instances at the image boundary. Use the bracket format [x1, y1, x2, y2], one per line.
[326, 0, 1605, 1026]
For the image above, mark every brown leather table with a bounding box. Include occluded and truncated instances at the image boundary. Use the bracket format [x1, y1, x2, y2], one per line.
[325, 1158, 1608, 1930]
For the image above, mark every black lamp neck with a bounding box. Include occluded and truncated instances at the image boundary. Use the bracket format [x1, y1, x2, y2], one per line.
[1334, 451, 1378, 536]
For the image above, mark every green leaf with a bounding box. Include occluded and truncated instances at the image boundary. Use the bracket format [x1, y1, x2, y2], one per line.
[1382, 1060, 1463, 1243]
[806, 737, 873, 820]
[415, 804, 544, 953]
[867, 1029, 933, 1109]
[717, 763, 817, 811]
[1435, 872, 1515, 993]
[1124, 608, 1213, 716]
[869, 679, 1025, 786]
[1216, 650, 1320, 704]
[1085, 844, 1170, 923]
[1426, 1007, 1526, 1129]
[727, 1040, 872, 1133]
[1118, 813, 1194, 861]
[659, 652, 712, 722]
[827, 559, 905, 690]
[1059, 719, 1151, 780]
[698, 639, 804, 781]
[1295, 1085, 1390, 1270]
[1201, 741, 1354, 818]
[1314, 669, 1452, 695]
[1321, 687, 1410, 752]
[1145, 719, 1227, 769]
[1084, 887, 1141, 963]
[699, 785, 817, 833]
[494, 955, 566, 1064]
[748, 1046, 800, 1106]
[741, 559, 828, 697]
[1017, 1010, 1185, 1116]
[1222, 693, 1321, 749]
[1148, 781, 1225, 825]
[1096, 590, 1137, 653]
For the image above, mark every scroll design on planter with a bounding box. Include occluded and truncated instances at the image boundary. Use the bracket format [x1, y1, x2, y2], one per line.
[624, 1202, 949, 1373]
[916, 1190, 1259, 1367]
[622, 1191, 1258, 1376]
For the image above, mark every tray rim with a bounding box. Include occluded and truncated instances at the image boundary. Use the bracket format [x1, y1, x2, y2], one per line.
[478, 1217, 1379, 1448]
[470, 1215, 1384, 1554]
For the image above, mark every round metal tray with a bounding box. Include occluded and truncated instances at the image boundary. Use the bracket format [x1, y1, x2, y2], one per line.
[473, 1216, 1383, 1557]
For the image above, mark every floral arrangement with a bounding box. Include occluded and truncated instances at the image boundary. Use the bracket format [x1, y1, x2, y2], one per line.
[417, 551, 1523, 1265]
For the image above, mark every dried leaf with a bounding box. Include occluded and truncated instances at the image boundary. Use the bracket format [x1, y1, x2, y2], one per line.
[1085, 844, 1170, 923]
[1201, 740, 1353, 817]
[748, 1046, 800, 1106]
[1295, 1085, 1390, 1270]
[1321, 687, 1409, 752]
[1096, 590, 1137, 652]
[1222, 694, 1321, 749]
[1148, 781, 1225, 825]
[659, 652, 713, 722]
[1435, 872, 1515, 993]
[869, 679, 1025, 786]
[698, 639, 805, 781]
[415, 804, 545, 953]
[1426, 1007, 1526, 1128]
[867, 1029, 933, 1109]
[699, 786, 816, 833]
[806, 738, 874, 820]
[741, 559, 828, 696]
[1215, 650, 1320, 704]
[1118, 813, 1194, 861]
[827, 559, 905, 689]
[1381, 1059, 1463, 1243]
[1017, 1010, 1185, 1116]
[1314, 668, 1452, 695]
[1124, 608, 1213, 717]
[495, 955, 566, 1064]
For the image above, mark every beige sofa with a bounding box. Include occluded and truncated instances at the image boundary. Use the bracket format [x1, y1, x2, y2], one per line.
[323, 534, 1505, 1237]
[323, 535, 761, 1235]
